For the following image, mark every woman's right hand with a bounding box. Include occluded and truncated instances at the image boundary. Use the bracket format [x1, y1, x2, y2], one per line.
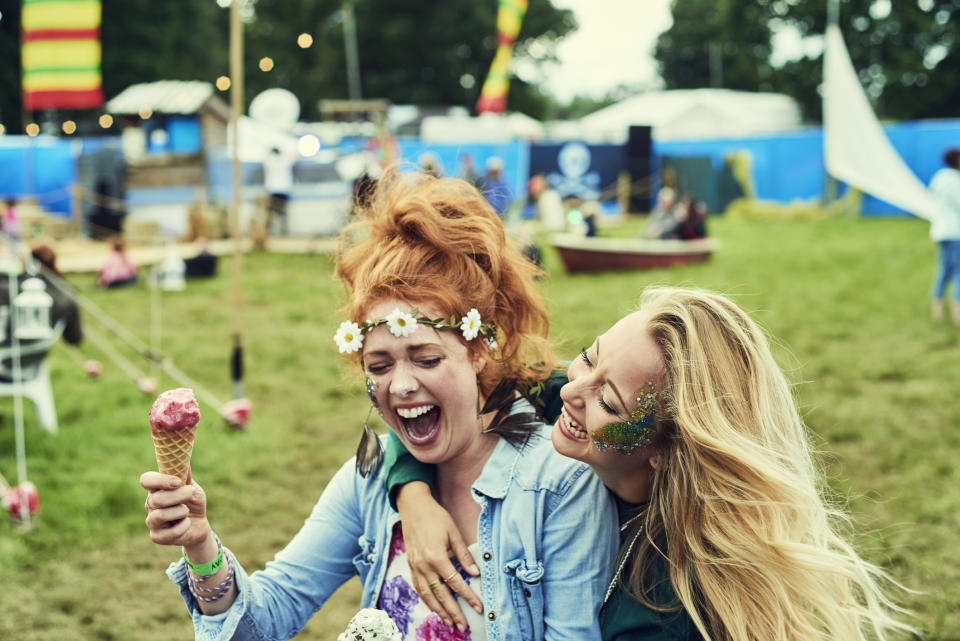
[140, 471, 211, 550]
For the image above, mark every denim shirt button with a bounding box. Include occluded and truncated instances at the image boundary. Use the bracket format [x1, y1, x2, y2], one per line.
[487, 611, 496, 621]
[523, 588, 531, 597]
[482, 552, 491, 561]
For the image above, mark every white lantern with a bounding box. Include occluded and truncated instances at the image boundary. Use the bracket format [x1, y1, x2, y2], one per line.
[14, 277, 53, 341]
[160, 251, 186, 291]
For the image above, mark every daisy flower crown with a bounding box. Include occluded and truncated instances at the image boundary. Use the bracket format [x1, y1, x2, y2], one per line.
[334, 306, 497, 354]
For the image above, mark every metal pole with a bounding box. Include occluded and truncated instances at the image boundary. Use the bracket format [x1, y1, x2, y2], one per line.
[823, 0, 841, 205]
[7, 266, 30, 530]
[827, 0, 840, 27]
[708, 41, 723, 89]
[342, 1, 362, 122]
[229, 0, 245, 400]
[150, 263, 161, 383]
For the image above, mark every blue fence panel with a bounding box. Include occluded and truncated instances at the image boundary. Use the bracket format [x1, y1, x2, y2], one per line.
[0, 136, 75, 216]
[655, 130, 825, 204]
[395, 139, 530, 208]
[0, 144, 30, 197]
[168, 116, 202, 154]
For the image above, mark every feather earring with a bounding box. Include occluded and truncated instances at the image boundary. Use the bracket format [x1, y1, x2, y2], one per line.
[356, 403, 384, 477]
[476, 377, 483, 418]
[479, 377, 539, 441]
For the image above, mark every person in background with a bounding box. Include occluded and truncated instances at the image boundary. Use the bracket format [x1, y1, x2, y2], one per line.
[581, 202, 599, 238]
[643, 187, 678, 239]
[0, 242, 82, 384]
[459, 154, 483, 190]
[27, 242, 82, 346]
[482, 157, 512, 219]
[528, 174, 565, 233]
[263, 147, 294, 236]
[3, 197, 21, 240]
[928, 147, 960, 324]
[98, 235, 138, 288]
[140, 169, 617, 641]
[183, 237, 218, 279]
[676, 197, 708, 240]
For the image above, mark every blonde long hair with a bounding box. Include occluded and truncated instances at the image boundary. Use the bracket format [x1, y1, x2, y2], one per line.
[626, 287, 912, 641]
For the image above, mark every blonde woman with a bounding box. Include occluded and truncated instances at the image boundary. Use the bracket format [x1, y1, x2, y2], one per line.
[390, 287, 913, 640]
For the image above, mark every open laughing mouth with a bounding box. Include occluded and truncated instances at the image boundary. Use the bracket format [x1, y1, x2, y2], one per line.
[559, 405, 588, 441]
[396, 404, 441, 444]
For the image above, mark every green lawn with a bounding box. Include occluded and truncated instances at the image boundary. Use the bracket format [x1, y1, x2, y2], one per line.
[1, 215, 956, 640]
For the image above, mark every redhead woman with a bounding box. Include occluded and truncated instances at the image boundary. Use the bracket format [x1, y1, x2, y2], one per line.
[390, 287, 914, 641]
[140, 170, 617, 641]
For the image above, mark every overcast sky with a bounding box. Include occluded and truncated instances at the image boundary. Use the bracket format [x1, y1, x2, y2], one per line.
[541, 0, 818, 102]
[543, 0, 674, 102]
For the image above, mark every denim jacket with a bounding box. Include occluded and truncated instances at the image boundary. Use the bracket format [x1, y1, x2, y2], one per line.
[167, 415, 618, 641]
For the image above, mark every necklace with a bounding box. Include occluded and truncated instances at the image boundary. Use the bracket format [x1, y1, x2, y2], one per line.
[603, 511, 645, 605]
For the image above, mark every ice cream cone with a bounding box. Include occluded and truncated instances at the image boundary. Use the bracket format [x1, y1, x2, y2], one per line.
[149, 388, 201, 482]
[151, 423, 197, 482]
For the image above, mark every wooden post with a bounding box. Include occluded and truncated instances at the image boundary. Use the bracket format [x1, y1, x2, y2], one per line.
[229, 0, 245, 399]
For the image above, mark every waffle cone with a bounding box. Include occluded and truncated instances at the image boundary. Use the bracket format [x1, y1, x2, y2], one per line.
[152, 424, 197, 482]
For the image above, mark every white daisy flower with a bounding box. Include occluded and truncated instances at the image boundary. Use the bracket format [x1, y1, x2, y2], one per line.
[334, 321, 364, 353]
[460, 308, 483, 341]
[385, 308, 418, 337]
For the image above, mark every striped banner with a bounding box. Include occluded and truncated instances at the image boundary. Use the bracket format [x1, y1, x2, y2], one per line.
[22, 0, 104, 111]
[476, 0, 528, 114]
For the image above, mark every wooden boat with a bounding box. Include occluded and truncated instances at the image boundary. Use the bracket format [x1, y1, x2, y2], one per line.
[550, 234, 715, 273]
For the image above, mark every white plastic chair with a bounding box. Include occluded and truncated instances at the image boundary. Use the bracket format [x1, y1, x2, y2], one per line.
[0, 318, 65, 434]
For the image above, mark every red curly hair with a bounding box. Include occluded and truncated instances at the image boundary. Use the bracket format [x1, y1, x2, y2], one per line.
[335, 168, 556, 399]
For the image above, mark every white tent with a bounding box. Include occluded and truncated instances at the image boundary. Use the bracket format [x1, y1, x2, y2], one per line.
[420, 111, 546, 142]
[573, 89, 803, 142]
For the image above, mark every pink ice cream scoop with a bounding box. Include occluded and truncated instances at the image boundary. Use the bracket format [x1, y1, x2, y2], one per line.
[149, 388, 201, 433]
[149, 388, 201, 482]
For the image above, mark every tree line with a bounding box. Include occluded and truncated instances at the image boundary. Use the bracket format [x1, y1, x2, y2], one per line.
[0, 0, 955, 132]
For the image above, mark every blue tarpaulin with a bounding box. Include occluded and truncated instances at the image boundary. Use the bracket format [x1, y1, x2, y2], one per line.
[2, 118, 959, 220]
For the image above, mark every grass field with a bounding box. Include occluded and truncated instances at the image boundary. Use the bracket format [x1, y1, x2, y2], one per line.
[1, 215, 957, 640]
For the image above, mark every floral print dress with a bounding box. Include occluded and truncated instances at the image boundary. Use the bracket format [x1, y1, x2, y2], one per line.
[378, 523, 487, 641]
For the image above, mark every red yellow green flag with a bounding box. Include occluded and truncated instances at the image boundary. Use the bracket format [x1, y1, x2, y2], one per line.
[21, 0, 104, 111]
[476, 0, 528, 114]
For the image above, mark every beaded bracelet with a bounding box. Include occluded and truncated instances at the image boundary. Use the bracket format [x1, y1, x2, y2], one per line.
[187, 556, 235, 603]
[183, 533, 224, 577]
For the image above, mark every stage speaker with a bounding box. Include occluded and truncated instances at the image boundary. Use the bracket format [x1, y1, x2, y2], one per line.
[626, 125, 652, 213]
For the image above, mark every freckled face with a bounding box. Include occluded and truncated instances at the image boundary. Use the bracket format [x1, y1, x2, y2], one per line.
[361, 300, 484, 465]
[551, 309, 664, 476]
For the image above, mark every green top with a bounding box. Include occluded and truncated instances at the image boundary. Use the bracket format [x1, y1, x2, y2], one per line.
[600, 501, 701, 641]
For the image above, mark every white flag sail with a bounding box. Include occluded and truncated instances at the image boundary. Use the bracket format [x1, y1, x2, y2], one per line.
[823, 24, 938, 220]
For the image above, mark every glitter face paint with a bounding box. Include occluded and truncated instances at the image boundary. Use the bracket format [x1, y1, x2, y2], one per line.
[591, 381, 657, 455]
[365, 376, 379, 408]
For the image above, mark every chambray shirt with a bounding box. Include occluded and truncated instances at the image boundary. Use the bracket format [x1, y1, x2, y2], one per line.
[167, 416, 619, 641]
